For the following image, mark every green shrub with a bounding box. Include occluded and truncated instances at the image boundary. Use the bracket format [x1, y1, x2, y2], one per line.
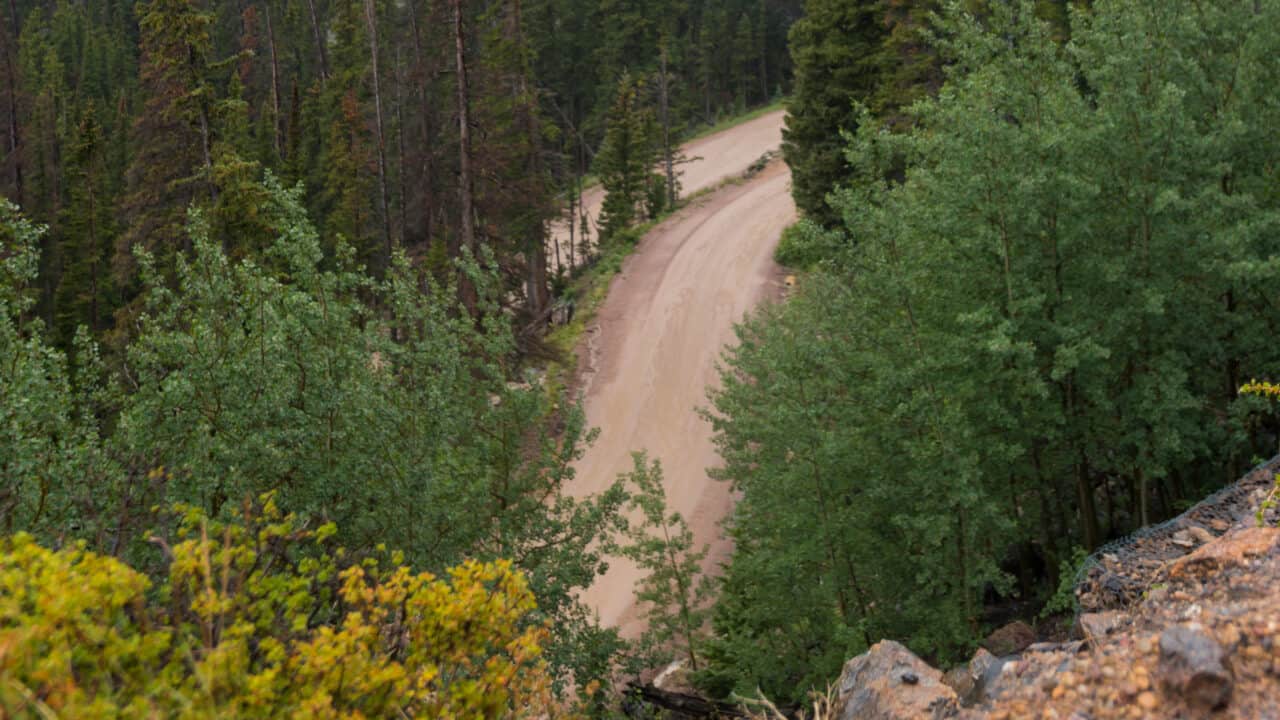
[0, 494, 568, 718]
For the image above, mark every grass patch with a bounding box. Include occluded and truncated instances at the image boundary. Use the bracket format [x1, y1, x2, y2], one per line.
[773, 218, 845, 270]
[541, 221, 655, 397]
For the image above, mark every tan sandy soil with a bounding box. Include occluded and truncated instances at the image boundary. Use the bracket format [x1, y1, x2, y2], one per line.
[566, 159, 796, 639]
[549, 109, 787, 272]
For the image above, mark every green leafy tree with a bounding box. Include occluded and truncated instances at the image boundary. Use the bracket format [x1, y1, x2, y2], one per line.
[617, 453, 713, 671]
[113, 175, 628, 684]
[704, 0, 1280, 702]
[0, 200, 115, 541]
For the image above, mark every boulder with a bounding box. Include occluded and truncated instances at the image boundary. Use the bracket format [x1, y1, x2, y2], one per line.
[981, 621, 1036, 656]
[1158, 625, 1233, 711]
[835, 640, 958, 720]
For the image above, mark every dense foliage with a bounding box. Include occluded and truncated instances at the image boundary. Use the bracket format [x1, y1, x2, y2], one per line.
[0, 0, 803, 708]
[782, 0, 1075, 226]
[0, 180, 627, 694]
[707, 0, 1280, 702]
[0, 496, 563, 718]
[0, 0, 799, 345]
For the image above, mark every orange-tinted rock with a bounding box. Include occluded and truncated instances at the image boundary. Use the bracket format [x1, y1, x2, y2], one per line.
[1167, 527, 1280, 580]
[835, 640, 959, 720]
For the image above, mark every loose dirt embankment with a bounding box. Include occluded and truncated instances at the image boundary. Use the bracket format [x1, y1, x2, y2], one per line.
[564, 110, 796, 639]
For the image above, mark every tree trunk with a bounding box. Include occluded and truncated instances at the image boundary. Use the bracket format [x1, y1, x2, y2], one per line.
[394, 47, 408, 246]
[1076, 450, 1101, 550]
[305, 0, 330, 82]
[263, 1, 283, 159]
[364, 0, 393, 271]
[565, 177, 574, 273]
[198, 104, 215, 210]
[87, 170, 100, 331]
[407, 0, 436, 253]
[452, 0, 478, 315]
[511, 0, 550, 322]
[1, 0, 21, 206]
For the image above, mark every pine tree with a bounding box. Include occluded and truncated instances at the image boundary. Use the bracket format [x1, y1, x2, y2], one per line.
[116, 0, 219, 286]
[596, 73, 659, 241]
[782, 0, 885, 226]
[55, 106, 117, 341]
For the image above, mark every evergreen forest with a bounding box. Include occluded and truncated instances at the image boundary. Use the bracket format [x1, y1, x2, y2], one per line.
[2, 0, 1280, 716]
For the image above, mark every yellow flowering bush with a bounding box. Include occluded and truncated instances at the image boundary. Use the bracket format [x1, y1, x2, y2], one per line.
[0, 495, 563, 718]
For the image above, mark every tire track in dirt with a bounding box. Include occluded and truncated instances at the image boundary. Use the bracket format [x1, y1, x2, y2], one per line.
[566, 155, 795, 639]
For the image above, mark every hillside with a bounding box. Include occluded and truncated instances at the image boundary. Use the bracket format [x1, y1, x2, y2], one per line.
[828, 459, 1280, 719]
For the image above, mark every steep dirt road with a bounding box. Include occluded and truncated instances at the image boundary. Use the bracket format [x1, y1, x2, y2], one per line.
[550, 109, 787, 271]
[567, 146, 795, 639]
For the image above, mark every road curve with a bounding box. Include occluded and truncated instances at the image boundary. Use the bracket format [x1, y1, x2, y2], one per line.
[567, 159, 796, 639]
[549, 109, 788, 272]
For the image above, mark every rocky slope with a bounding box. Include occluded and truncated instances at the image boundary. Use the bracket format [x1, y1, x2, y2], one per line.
[833, 460, 1280, 720]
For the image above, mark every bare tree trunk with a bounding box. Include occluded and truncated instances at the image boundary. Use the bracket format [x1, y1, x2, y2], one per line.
[452, 0, 478, 314]
[364, 0, 393, 270]
[1, 0, 21, 206]
[564, 179, 574, 274]
[263, 1, 283, 159]
[759, 47, 768, 103]
[508, 0, 549, 322]
[305, 0, 330, 82]
[198, 105, 215, 205]
[394, 47, 408, 246]
[408, 0, 436, 253]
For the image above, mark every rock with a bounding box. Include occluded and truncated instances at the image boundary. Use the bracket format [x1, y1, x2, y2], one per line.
[1167, 527, 1280, 581]
[982, 621, 1037, 656]
[1077, 611, 1126, 643]
[835, 640, 958, 720]
[1157, 625, 1233, 710]
[1025, 641, 1084, 655]
[968, 648, 999, 680]
[975, 656, 1018, 704]
[942, 666, 973, 702]
[1171, 525, 1217, 548]
[944, 648, 1002, 706]
[1186, 526, 1216, 544]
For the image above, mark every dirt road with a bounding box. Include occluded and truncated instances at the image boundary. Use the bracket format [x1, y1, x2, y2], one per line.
[567, 140, 795, 638]
[550, 109, 787, 271]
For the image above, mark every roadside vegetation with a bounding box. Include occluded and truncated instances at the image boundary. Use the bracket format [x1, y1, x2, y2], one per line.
[703, 0, 1280, 704]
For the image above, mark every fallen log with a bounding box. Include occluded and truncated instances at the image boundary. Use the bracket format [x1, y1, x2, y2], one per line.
[623, 682, 749, 719]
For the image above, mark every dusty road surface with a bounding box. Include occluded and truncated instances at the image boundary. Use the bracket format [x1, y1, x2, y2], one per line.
[549, 109, 786, 271]
[567, 159, 796, 639]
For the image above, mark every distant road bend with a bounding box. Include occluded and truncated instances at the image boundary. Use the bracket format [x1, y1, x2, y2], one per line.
[564, 110, 795, 639]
